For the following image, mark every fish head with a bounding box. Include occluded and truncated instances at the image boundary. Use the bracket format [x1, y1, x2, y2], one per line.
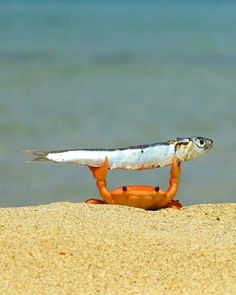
[175, 137, 213, 161]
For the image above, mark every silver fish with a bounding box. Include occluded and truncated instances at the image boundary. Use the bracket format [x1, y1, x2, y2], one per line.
[27, 137, 213, 170]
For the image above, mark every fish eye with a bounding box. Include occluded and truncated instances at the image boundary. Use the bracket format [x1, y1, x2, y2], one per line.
[200, 139, 204, 145]
[196, 138, 205, 148]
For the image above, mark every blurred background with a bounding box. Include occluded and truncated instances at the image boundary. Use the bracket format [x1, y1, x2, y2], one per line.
[0, 1, 235, 207]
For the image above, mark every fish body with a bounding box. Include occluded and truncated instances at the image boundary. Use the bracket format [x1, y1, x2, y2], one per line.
[28, 137, 213, 170]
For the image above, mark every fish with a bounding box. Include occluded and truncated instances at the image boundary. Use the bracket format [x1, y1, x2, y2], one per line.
[27, 137, 213, 170]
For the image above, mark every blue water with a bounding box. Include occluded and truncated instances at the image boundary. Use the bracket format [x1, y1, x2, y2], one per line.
[0, 1, 236, 207]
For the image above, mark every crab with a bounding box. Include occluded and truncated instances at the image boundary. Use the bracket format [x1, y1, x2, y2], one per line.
[85, 154, 182, 210]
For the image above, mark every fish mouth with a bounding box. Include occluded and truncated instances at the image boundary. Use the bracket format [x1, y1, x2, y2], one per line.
[204, 138, 213, 150]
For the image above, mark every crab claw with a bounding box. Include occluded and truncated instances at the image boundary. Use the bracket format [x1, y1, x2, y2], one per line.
[89, 156, 109, 181]
[172, 154, 181, 177]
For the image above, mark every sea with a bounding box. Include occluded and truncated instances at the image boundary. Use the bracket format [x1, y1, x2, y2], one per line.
[0, 0, 235, 207]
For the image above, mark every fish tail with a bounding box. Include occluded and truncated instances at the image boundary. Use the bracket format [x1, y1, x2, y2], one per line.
[26, 150, 50, 162]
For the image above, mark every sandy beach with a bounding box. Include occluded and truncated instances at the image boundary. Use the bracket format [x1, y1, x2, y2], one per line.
[0, 202, 235, 294]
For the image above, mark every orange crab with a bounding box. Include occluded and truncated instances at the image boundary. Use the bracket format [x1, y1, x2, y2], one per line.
[85, 154, 182, 210]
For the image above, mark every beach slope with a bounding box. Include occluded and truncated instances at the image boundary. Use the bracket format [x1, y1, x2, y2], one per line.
[0, 203, 235, 294]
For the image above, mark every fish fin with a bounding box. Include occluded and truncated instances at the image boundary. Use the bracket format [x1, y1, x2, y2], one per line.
[26, 150, 50, 162]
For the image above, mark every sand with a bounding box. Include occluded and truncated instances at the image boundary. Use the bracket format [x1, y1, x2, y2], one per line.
[0, 202, 235, 295]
